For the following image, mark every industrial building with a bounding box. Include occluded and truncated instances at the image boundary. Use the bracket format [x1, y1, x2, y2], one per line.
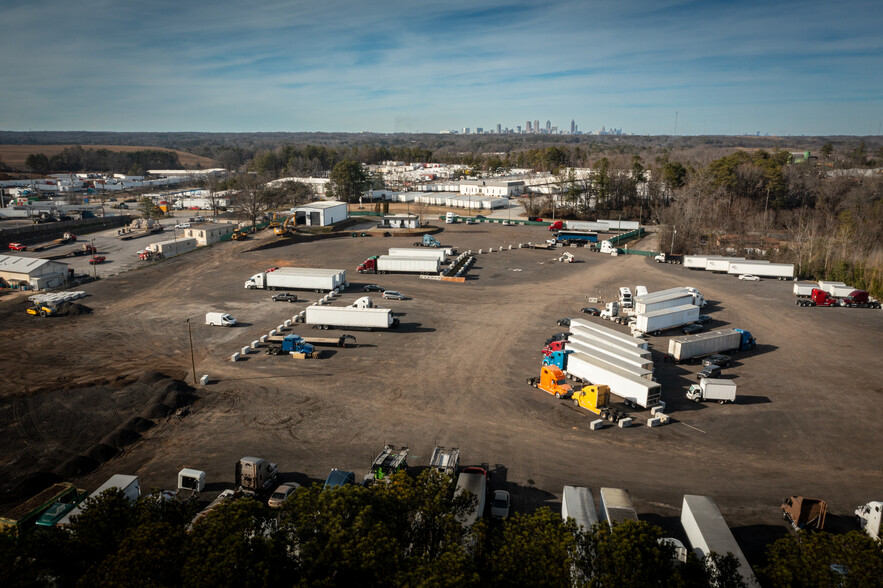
[0, 255, 69, 290]
[288, 201, 348, 227]
[381, 214, 419, 229]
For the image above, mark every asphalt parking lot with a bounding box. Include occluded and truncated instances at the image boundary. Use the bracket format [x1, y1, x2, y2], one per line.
[1, 218, 880, 565]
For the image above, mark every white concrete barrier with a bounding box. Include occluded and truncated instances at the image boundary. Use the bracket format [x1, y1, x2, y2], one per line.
[658, 401, 666, 410]
[260, 335, 268, 343]
[241, 346, 250, 355]
[618, 418, 633, 428]
[269, 329, 277, 336]
[277, 324, 285, 332]
[658, 413, 671, 424]
[589, 419, 604, 430]
[478, 249, 483, 254]
[284, 319, 292, 327]
[251, 340, 260, 349]
[199, 374, 209, 385]
[647, 417, 661, 427]
[651, 406, 665, 416]
[231, 352, 240, 362]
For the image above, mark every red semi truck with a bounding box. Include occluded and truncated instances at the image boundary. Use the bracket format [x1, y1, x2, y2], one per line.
[796, 288, 881, 308]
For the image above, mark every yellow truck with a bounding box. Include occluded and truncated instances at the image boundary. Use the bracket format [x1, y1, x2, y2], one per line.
[527, 365, 573, 399]
[572, 384, 628, 423]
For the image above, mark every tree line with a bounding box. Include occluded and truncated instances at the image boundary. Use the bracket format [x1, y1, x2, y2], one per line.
[25, 146, 182, 176]
[2, 469, 880, 587]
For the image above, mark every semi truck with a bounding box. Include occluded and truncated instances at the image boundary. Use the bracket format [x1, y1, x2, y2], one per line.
[687, 379, 737, 404]
[357, 255, 440, 274]
[599, 488, 639, 529]
[388, 247, 449, 261]
[552, 230, 598, 246]
[680, 495, 757, 587]
[235, 457, 279, 495]
[429, 446, 460, 476]
[564, 352, 661, 409]
[304, 305, 399, 330]
[364, 445, 409, 486]
[667, 329, 756, 363]
[412, 234, 454, 252]
[264, 334, 316, 357]
[653, 252, 683, 264]
[527, 365, 573, 399]
[633, 304, 700, 336]
[781, 496, 827, 531]
[548, 220, 609, 232]
[727, 261, 794, 280]
[855, 501, 882, 541]
[245, 267, 347, 292]
[175, 469, 206, 501]
[571, 384, 628, 422]
[58, 474, 141, 527]
[795, 288, 881, 308]
[562, 486, 599, 530]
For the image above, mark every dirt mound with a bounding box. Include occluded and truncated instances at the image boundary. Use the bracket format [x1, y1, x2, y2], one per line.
[102, 428, 141, 448]
[84, 444, 119, 463]
[54, 455, 99, 478]
[122, 416, 154, 433]
[142, 403, 173, 419]
[56, 302, 92, 316]
[137, 370, 169, 386]
[0, 472, 62, 507]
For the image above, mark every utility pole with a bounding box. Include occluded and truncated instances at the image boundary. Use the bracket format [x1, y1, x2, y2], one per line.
[186, 318, 197, 385]
[91, 238, 97, 280]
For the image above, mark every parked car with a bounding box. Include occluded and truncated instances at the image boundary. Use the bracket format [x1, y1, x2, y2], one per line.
[363, 284, 384, 292]
[528, 216, 543, 222]
[88, 256, 106, 264]
[697, 364, 722, 379]
[382, 290, 406, 300]
[682, 324, 703, 334]
[580, 307, 600, 316]
[8, 242, 26, 251]
[703, 354, 731, 368]
[272, 292, 298, 303]
[474, 215, 486, 220]
[175, 223, 191, 229]
[267, 482, 300, 508]
[556, 318, 571, 327]
[491, 490, 511, 519]
[696, 314, 712, 324]
[323, 469, 356, 489]
[739, 274, 760, 281]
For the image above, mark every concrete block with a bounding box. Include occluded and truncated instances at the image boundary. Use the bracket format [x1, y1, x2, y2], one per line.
[489, 247, 494, 252]
[589, 419, 604, 430]
[269, 329, 277, 336]
[284, 319, 291, 327]
[259, 335, 268, 343]
[618, 417, 633, 428]
[508, 245, 513, 250]
[231, 352, 240, 362]
[658, 413, 671, 424]
[251, 340, 260, 349]
[658, 400, 666, 410]
[478, 249, 483, 254]
[651, 405, 664, 416]
[199, 374, 209, 385]
[277, 324, 285, 332]
[241, 346, 250, 355]
[647, 417, 661, 427]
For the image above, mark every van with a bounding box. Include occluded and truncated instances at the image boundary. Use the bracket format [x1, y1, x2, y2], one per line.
[619, 287, 633, 308]
[205, 312, 237, 327]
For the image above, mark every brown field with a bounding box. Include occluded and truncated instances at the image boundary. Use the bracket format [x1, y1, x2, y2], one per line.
[0, 145, 215, 170]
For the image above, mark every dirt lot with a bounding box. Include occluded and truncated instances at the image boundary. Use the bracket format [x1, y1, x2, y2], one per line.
[0, 144, 214, 170]
[1, 220, 881, 565]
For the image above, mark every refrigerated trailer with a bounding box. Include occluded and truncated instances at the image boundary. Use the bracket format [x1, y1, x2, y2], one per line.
[568, 330, 652, 360]
[634, 291, 695, 315]
[727, 261, 794, 280]
[565, 352, 661, 408]
[387, 247, 449, 262]
[565, 338, 654, 371]
[304, 305, 399, 330]
[599, 488, 639, 529]
[667, 329, 756, 363]
[633, 304, 700, 336]
[681, 495, 757, 586]
[793, 282, 817, 298]
[569, 318, 649, 351]
[561, 486, 599, 531]
[357, 255, 440, 274]
[245, 267, 346, 291]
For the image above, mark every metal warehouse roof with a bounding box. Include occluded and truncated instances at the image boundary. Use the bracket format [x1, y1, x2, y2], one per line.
[0, 254, 66, 275]
[291, 200, 347, 210]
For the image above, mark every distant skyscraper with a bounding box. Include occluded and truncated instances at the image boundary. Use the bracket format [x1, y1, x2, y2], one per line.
[526, 121, 532, 133]
[463, 128, 470, 134]
[517, 125, 522, 133]
[476, 127, 483, 133]
[546, 120, 551, 132]
[496, 123, 501, 134]
[570, 119, 575, 133]
[534, 120, 540, 133]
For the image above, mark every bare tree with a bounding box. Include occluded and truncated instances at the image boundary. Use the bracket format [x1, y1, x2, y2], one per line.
[232, 173, 273, 231]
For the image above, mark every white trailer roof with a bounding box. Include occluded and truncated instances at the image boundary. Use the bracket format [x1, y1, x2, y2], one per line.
[272, 267, 345, 276]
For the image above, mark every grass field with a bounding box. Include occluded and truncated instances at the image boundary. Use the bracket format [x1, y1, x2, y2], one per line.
[0, 144, 215, 170]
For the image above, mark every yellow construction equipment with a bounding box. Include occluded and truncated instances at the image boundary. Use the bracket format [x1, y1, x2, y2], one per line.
[572, 385, 627, 422]
[27, 305, 58, 317]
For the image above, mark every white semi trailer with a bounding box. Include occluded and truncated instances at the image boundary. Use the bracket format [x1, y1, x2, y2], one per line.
[358, 255, 440, 274]
[634, 291, 695, 315]
[817, 281, 855, 297]
[388, 247, 450, 261]
[567, 330, 652, 361]
[680, 495, 757, 587]
[705, 257, 745, 272]
[58, 475, 141, 527]
[633, 304, 700, 336]
[245, 267, 347, 291]
[561, 486, 599, 531]
[792, 282, 817, 298]
[599, 487, 639, 529]
[727, 261, 794, 280]
[565, 339, 654, 372]
[565, 352, 661, 408]
[569, 318, 649, 350]
[305, 305, 399, 330]
[667, 329, 756, 363]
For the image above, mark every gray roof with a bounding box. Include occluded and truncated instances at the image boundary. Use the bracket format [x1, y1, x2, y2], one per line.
[0, 254, 67, 275]
[292, 200, 347, 211]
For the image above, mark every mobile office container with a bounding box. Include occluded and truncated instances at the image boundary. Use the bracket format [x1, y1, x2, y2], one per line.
[565, 352, 661, 408]
[599, 488, 638, 529]
[388, 248, 448, 262]
[305, 305, 398, 330]
[667, 329, 755, 363]
[244, 267, 346, 291]
[562, 486, 598, 531]
[148, 237, 198, 257]
[727, 262, 794, 279]
[681, 495, 757, 587]
[705, 257, 745, 272]
[569, 318, 649, 350]
[58, 475, 140, 527]
[634, 305, 700, 336]
[634, 292, 695, 315]
[568, 329, 652, 360]
[565, 339, 654, 371]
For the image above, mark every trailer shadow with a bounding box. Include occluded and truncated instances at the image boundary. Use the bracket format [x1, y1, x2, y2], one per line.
[736, 395, 772, 405]
[394, 323, 436, 333]
[731, 523, 790, 568]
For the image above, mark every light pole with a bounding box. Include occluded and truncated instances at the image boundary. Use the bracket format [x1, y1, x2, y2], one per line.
[91, 238, 97, 280]
[186, 318, 197, 385]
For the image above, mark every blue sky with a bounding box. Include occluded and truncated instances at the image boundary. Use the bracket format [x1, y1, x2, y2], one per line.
[1, 0, 880, 135]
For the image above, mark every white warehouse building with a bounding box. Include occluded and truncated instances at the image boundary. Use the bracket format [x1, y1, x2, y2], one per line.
[288, 201, 348, 226]
[0, 254, 69, 290]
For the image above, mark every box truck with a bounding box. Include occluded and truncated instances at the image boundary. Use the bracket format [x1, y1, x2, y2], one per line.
[245, 267, 346, 292]
[562, 486, 598, 531]
[357, 255, 440, 274]
[58, 475, 141, 526]
[681, 495, 757, 586]
[305, 305, 399, 330]
[726, 261, 794, 280]
[599, 488, 638, 529]
[565, 352, 661, 408]
[667, 329, 756, 363]
[633, 304, 700, 336]
[686, 378, 737, 404]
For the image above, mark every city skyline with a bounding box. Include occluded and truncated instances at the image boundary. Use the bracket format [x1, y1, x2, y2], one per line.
[0, 1, 881, 136]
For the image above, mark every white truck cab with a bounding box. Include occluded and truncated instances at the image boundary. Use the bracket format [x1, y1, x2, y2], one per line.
[856, 501, 882, 540]
[619, 287, 633, 308]
[206, 312, 237, 327]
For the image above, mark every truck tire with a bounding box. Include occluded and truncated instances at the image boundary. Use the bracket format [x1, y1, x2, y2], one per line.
[39, 309, 47, 317]
[573, 399, 580, 406]
[719, 400, 726, 405]
[694, 397, 701, 403]
[555, 392, 561, 399]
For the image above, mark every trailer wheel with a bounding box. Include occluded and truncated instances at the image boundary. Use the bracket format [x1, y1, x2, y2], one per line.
[719, 400, 726, 405]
